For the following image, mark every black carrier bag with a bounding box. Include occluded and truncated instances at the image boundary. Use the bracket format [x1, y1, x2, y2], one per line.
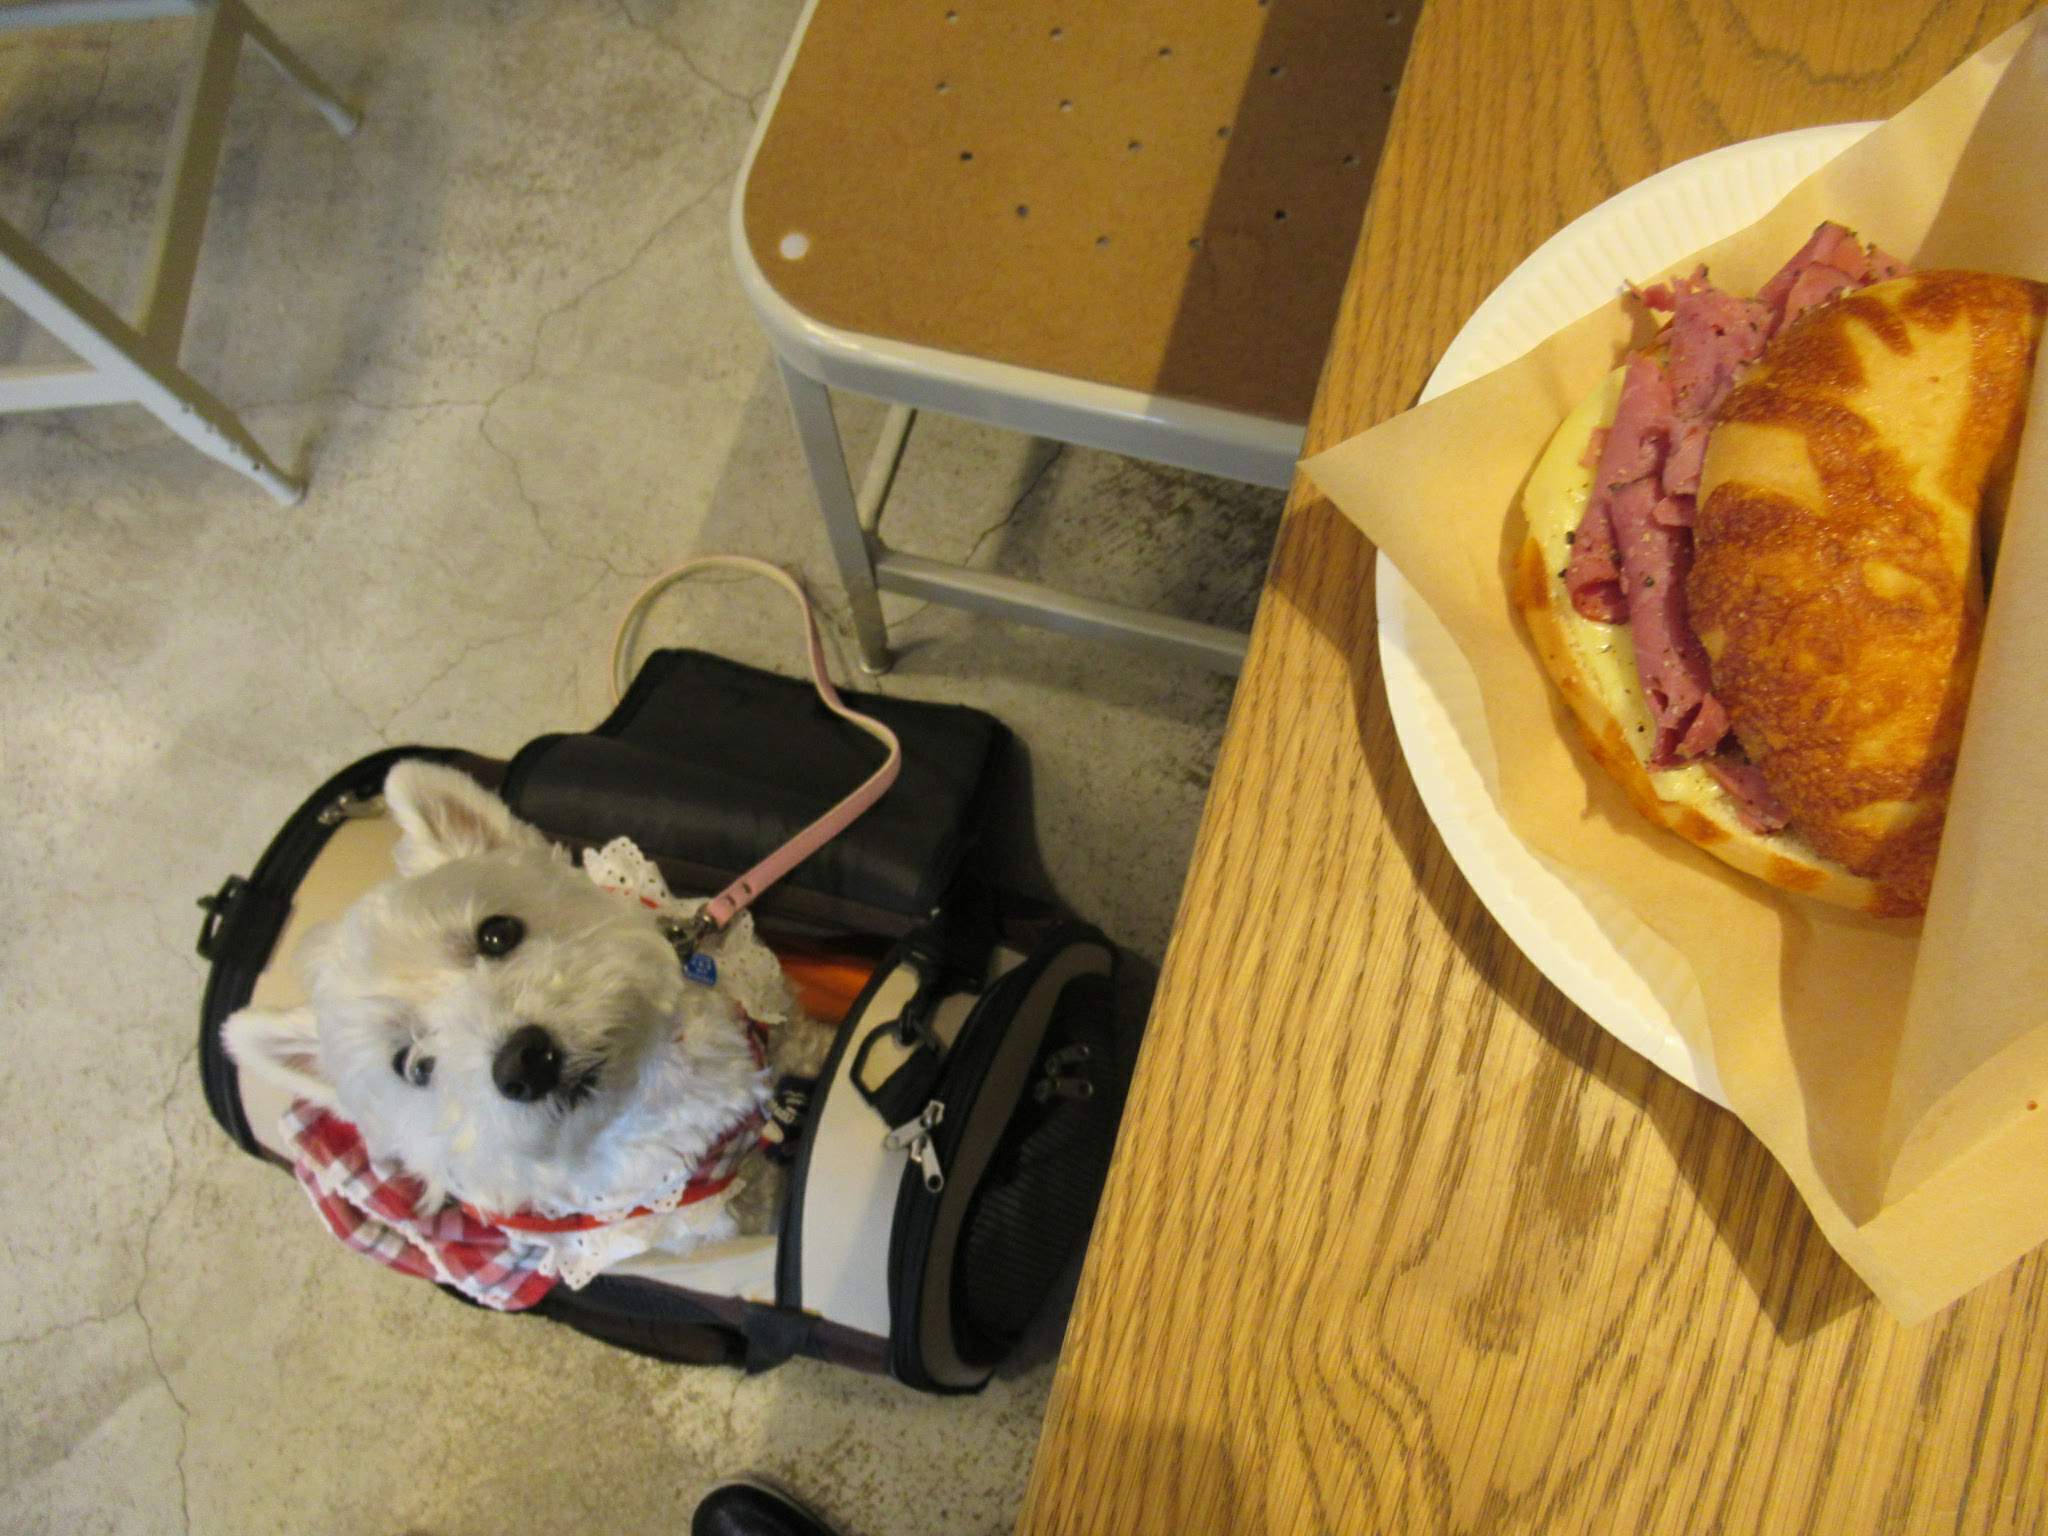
[196, 650, 1128, 1390]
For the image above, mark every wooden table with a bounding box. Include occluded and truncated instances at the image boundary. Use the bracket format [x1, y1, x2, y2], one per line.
[1019, 3, 2047, 1531]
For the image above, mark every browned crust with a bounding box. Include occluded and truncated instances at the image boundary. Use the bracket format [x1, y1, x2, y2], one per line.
[1693, 272, 2047, 917]
[1513, 536, 1885, 912]
[1765, 855, 1827, 894]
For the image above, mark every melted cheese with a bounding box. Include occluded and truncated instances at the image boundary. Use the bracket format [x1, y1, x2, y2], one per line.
[1522, 366, 1729, 821]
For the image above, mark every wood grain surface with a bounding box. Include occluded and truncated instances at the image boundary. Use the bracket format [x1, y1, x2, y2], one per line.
[1019, 3, 2047, 1532]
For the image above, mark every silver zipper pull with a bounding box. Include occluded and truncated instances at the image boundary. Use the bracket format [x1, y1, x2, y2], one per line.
[883, 1101, 946, 1193]
[319, 789, 387, 826]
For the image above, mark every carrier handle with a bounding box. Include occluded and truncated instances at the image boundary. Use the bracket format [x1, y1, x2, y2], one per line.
[609, 556, 903, 941]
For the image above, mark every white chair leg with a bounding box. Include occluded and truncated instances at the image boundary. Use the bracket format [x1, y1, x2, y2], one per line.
[143, 368, 304, 504]
[0, 215, 302, 504]
[230, 0, 360, 138]
[776, 355, 893, 675]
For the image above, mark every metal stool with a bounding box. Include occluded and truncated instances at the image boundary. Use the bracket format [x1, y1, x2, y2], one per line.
[733, 0, 1414, 673]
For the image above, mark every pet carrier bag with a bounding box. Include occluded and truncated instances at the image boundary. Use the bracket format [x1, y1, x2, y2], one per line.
[196, 648, 1129, 1391]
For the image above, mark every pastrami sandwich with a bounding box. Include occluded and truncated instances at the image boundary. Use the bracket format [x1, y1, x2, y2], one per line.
[1515, 223, 2046, 916]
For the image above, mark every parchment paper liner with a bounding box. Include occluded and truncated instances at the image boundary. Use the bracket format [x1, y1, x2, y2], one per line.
[1304, 16, 2048, 1322]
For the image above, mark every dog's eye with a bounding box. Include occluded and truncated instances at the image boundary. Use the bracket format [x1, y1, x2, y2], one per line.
[476, 914, 525, 958]
[390, 1047, 435, 1087]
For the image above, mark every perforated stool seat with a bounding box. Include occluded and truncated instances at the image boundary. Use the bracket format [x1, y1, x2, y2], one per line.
[734, 0, 1414, 672]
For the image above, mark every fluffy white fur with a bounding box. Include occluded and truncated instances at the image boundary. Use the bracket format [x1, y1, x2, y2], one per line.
[226, 761, 826, 1237]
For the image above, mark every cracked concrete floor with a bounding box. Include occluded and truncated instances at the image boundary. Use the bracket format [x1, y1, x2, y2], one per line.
[0, 5, 1283, 1534]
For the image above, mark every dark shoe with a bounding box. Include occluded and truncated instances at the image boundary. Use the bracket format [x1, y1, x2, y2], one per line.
[692, 1477, 844, 1536]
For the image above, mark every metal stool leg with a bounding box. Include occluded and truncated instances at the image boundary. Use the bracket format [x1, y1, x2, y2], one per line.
[0, 216, 303, 504]
[142, 366, 304, 504]
[776, 355, 892, 674]
[231, 0, 360, 138]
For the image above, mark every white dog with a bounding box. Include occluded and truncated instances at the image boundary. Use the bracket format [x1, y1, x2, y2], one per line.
[225, 760, 829, 1272]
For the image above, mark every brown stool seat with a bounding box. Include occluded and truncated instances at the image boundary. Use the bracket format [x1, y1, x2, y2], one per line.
[744, 0, 1409, 421]
[735, 0, 1414, 672]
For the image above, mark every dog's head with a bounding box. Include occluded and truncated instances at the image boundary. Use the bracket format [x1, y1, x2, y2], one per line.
[225, 760, 699, 1211]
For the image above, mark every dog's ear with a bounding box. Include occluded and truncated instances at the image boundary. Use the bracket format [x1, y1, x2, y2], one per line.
[222, 1005, 336, 1106]
[383, 759, 537, 875]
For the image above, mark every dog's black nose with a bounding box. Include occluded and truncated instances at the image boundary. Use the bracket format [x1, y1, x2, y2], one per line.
[493, 1024, 562, 1102]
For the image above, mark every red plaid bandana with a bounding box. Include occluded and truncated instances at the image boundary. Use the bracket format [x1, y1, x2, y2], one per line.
[284, 1100, 557, 1311]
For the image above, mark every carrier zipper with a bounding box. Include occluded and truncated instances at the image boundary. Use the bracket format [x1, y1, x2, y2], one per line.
[882, 926, 1113, 1391]
[1034, 1042, 1098, 1103]
[883, 946, 1047, 1389]
[883, 1100, 947, 1193]
[774, 938, 932, 1314]
[318, 788, 388, 825]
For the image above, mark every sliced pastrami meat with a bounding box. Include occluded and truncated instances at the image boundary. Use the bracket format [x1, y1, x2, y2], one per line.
[1603, 477, 1725, 764]
[1567, 353, 1673, 623]
[1703, 753, 1791, 834]
[1560, 223, 1910, 772]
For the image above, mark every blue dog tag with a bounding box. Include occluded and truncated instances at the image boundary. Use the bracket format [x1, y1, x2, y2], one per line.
[684, 950, 718, 987]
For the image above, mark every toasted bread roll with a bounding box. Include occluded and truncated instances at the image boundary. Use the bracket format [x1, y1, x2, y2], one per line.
[1514, 370, 1883, 910]
[1693, 272, 2046, 915]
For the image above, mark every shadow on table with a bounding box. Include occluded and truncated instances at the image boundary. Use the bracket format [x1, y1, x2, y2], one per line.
[1024, 1405, 1253, 1536]
[1268, 494, 1868, 1344]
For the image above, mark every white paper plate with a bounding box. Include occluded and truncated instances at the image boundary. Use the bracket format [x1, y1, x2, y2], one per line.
[1375, 123, 1876, 1106]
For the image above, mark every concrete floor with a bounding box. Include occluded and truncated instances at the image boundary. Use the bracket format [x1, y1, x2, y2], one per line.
[0, 5, 1281, 1534]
